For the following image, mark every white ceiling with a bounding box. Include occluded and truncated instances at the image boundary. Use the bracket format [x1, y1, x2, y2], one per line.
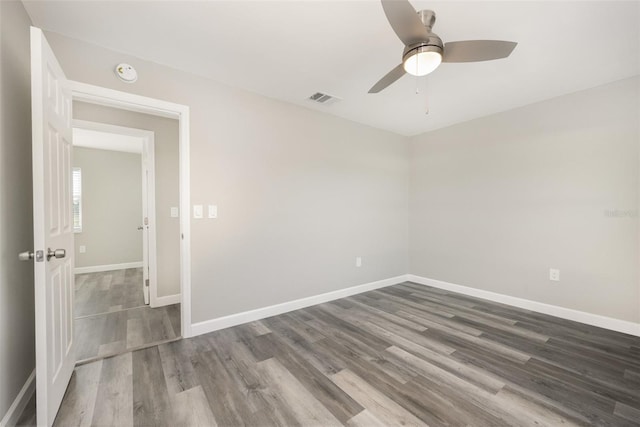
[73, 128, 143, 154]
[24, 0, 640, 136]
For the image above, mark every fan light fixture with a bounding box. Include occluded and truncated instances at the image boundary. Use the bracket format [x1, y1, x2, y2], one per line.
[403, 46, 442, 76]
[368, 1, 517, 94]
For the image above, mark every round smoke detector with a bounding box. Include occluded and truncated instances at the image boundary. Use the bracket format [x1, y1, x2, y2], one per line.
[115, 63, 137, 83]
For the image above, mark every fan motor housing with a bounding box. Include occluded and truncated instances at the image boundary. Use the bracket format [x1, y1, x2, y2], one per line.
[417, 9, 437, 30]
[402, 35, 444, 63]
[402, 9, 444, 62]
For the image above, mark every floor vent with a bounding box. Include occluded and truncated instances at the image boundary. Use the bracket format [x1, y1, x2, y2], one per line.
[308, 92, 341, 105]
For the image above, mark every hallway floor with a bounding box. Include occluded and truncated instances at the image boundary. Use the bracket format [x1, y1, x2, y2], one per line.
[75, 268, 145, 317]
[75, 268, 181, 362]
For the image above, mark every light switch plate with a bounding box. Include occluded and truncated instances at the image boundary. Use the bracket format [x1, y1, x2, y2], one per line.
[193, 205, 203, 219]
[208, 205, 217, 219]
[79, 245, 86, 254]
[170, 207, 179, 218]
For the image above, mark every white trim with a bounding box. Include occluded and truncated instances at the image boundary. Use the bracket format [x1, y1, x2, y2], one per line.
[70, 81, 179, 119]
[74, 262, 143, 275]
[179, 109, 192, 337]
[72, 119, 155, 139]
[0, 370, 35, 427]
[152, 294, 181, 308]
[191, 275, 409, 337]
[407, 275, 640, 337]
[70, 80, 192, 338]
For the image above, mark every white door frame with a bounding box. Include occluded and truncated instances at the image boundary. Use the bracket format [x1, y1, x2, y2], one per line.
[69, 81, 192, 338]
[71, 119, 158, 307]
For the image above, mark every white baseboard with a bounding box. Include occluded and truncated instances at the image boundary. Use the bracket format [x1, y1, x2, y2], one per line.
[151, 294, 181, 308]
[0, 370, 35, 427]
[407, 274, 640, 337]
[74, 261, 143, 274]
[191, 275, 409, 337]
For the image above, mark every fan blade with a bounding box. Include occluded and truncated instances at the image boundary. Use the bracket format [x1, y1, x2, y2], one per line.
[381, 0, 429, 46]
[369, 64, 406, 93]
[443, 40, 517, 63]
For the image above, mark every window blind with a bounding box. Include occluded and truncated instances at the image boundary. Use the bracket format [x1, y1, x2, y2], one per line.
[72, 167, 82, 232]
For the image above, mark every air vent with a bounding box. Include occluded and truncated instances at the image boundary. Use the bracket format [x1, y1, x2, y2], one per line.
[308, 92, 341, 106]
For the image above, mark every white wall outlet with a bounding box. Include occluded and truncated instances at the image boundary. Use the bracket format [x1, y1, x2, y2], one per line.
[356, 256, 362, 267]
[170, 207, 179, 218]
[208, 205, 218, 219]
[79, 245, 86, 254]
[549, 268, 560, 281]
[193, 205, 203, 219]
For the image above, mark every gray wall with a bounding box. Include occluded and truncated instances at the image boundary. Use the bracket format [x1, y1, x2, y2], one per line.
[409, 77, 640, 323]
[0, 0, 35, 420]
[46, 32, 409, 323]
[41, 27, 637, 329]
[73, 147, 143, 268]
[73, 102, 181, 298]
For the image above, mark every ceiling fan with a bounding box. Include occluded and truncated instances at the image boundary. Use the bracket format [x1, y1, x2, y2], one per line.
[369, 0, 517, 93]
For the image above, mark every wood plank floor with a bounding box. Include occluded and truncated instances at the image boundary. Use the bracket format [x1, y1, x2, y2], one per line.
[25, 281, 640, 426]
[75, 303, 181, 362]
[74, 269, 181, 362]
[75, 268, 145, 318]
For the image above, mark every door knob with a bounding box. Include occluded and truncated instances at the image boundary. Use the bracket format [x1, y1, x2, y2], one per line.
[47, 248, 66, 261]
[137, 226, 144, 230]
[18, 251, 34, 261]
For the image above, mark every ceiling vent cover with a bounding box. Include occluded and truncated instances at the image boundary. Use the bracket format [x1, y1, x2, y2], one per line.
[308, 92, 341, 106]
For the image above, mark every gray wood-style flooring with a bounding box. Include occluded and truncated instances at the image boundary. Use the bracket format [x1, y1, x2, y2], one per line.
[75, 303, 181, 362]
[19, 281, 640, 426]
[74, 269, 181, 362]
[75, 268, 145, 318]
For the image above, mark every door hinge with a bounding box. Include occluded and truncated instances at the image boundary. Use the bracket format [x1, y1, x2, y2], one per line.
[145, 279, 149, 288]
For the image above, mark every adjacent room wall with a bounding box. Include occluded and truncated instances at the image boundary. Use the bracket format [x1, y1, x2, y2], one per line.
[46, 32, 409, 323]
[0, 0, 35, 421]
[409, 76, 640, 323]
[73, 146, 143, 268]
[73, 102, 181, 298]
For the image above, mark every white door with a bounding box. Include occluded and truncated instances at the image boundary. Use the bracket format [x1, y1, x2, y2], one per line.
[142, 166, 150, 305]
[31, 26, 75, 427]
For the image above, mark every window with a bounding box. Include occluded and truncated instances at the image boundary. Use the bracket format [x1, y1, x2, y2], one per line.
[72, 167, 82, 232]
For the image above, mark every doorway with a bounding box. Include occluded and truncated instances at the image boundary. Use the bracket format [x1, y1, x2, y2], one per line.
[68, 110, 185, 364]
[69, 121, 182, 363]
[72, 120, 156, 306]
[69, 81, 192, 338]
